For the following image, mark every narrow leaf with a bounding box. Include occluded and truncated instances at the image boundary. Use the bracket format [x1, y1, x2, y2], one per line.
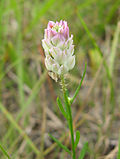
[49, 134, 71, 154]
[79, 142, 88, 159]
[75, 130, 80, 148]
[0, 143, 11, 159]
[71, 63, 87, 104]
[57, 97, 67, 118]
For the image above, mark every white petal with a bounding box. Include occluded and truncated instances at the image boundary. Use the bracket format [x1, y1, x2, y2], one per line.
[66, 35, 73, 47]
[50, 47, 66, 64]
[65, 55, 75, 70]
[45, 56, 52, 70]
[52, 63, 60, 73]
[51, 34, 59, 45]
[42, 39, 52, 55]
[58, 51, 67, 64]
[45, 55, 54, 71]
[49, 47, 59, 59]
[58, 65, 68, 75]
[45, 55, 60, 75]
[67, 45, 74, 56]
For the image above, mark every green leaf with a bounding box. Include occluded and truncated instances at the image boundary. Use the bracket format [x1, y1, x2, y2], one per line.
[49, 134, 71, 154]
[75, 130, 80, 148]
[71, 63, 87, 104]
[57, 97, 67, 119]
[79, 142, 88, 159]
[117, 136, 120, 159]
[0, 143, 11, 159]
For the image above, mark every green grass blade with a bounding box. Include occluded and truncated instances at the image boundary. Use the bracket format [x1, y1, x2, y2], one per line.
[49, 134, 71, 154]
[0, 143, 11, 159]
[71, 63, 87, 104]
[10, 0, 25, 108]
[79, 142, 88, 159]
[109, 22, 120, 76]
[77, 13, 110, 79]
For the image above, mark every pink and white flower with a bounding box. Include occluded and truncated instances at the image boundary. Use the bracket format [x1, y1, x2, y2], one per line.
[42, 20, 75, 80]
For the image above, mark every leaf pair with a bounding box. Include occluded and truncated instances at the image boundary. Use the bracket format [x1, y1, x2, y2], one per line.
[49, 133, 88, 159]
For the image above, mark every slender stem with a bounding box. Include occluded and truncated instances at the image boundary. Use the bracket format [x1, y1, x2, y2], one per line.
[61, 76, 76, 159]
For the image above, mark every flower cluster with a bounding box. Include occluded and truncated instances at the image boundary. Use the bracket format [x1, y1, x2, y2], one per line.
[42, 20, 75, 81]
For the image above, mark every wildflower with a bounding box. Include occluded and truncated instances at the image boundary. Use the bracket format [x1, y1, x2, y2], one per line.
[42, 20, 75, 81]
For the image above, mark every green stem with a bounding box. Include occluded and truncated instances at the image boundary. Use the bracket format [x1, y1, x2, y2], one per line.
[61, 75, 76, 159]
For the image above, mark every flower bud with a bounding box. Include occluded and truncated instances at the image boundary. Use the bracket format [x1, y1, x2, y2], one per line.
[42, 20, 75, 81]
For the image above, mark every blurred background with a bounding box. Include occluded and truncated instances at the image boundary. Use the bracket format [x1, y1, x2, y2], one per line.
[0, 0, 120, 158]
